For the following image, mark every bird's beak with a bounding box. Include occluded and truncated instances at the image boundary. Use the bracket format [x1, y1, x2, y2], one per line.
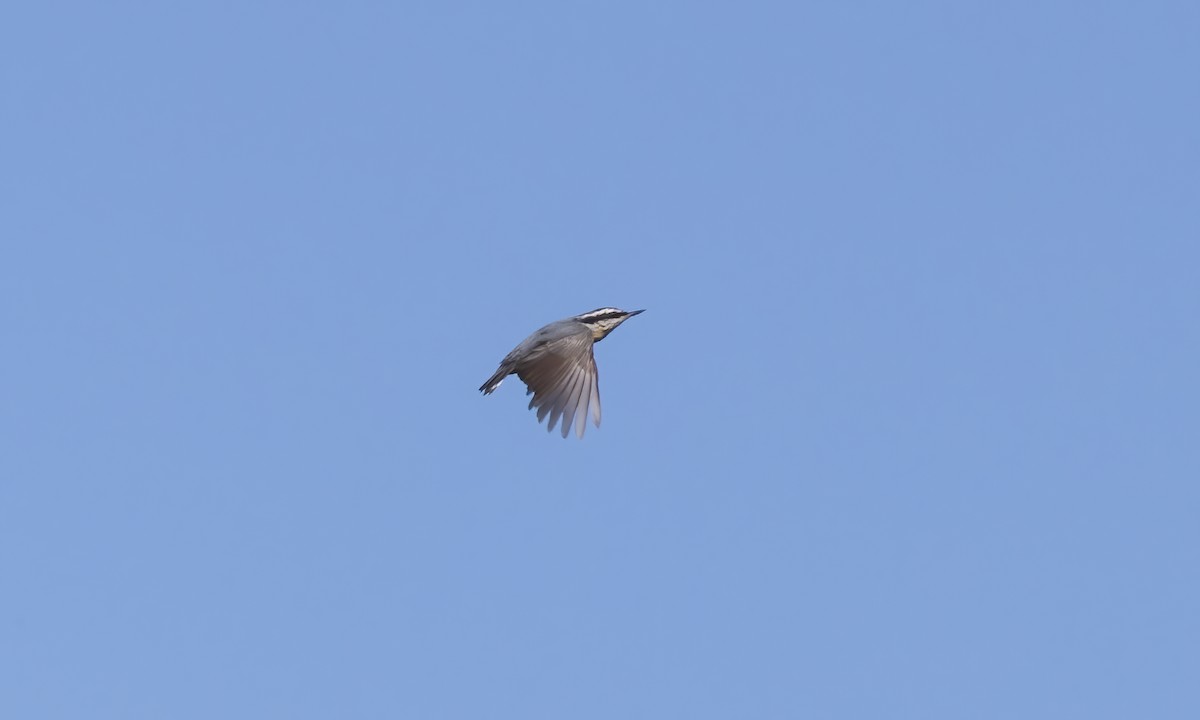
[627, 309, 646, 317]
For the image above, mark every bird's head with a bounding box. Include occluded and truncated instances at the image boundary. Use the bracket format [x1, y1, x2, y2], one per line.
[574, 307, 645, 341]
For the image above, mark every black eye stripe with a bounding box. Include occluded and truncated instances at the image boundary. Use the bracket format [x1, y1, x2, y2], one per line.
[579, 312, 624, 323]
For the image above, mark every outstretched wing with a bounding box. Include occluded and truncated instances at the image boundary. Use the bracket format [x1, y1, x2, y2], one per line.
[516, 330, 601, 439]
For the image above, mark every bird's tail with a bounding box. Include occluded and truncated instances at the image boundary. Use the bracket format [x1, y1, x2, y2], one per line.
[479, 366, 512, 394]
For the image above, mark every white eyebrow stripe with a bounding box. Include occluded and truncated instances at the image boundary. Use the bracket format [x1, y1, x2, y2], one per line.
[576, 308, 624, 321]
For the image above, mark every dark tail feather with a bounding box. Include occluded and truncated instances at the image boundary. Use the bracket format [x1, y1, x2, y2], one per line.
[479, 366, 512, 394]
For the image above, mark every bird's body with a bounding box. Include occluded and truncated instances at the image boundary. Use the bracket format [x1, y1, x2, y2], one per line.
[480, 307, 644, 438]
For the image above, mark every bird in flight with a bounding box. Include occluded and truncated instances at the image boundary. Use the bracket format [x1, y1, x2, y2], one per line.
[480, 307, 645, 438]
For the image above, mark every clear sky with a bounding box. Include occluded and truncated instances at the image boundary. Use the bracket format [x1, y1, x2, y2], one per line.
[3, 2, 1198, 718]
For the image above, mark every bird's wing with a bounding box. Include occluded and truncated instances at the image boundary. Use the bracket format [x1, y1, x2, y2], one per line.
[517, 330, 601, 439]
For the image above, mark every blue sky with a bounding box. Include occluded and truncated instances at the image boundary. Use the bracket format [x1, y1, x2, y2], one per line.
[3, 2, 1198, 718]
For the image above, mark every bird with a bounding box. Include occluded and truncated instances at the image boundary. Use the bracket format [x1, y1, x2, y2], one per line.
[480, 307, 645, 438]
